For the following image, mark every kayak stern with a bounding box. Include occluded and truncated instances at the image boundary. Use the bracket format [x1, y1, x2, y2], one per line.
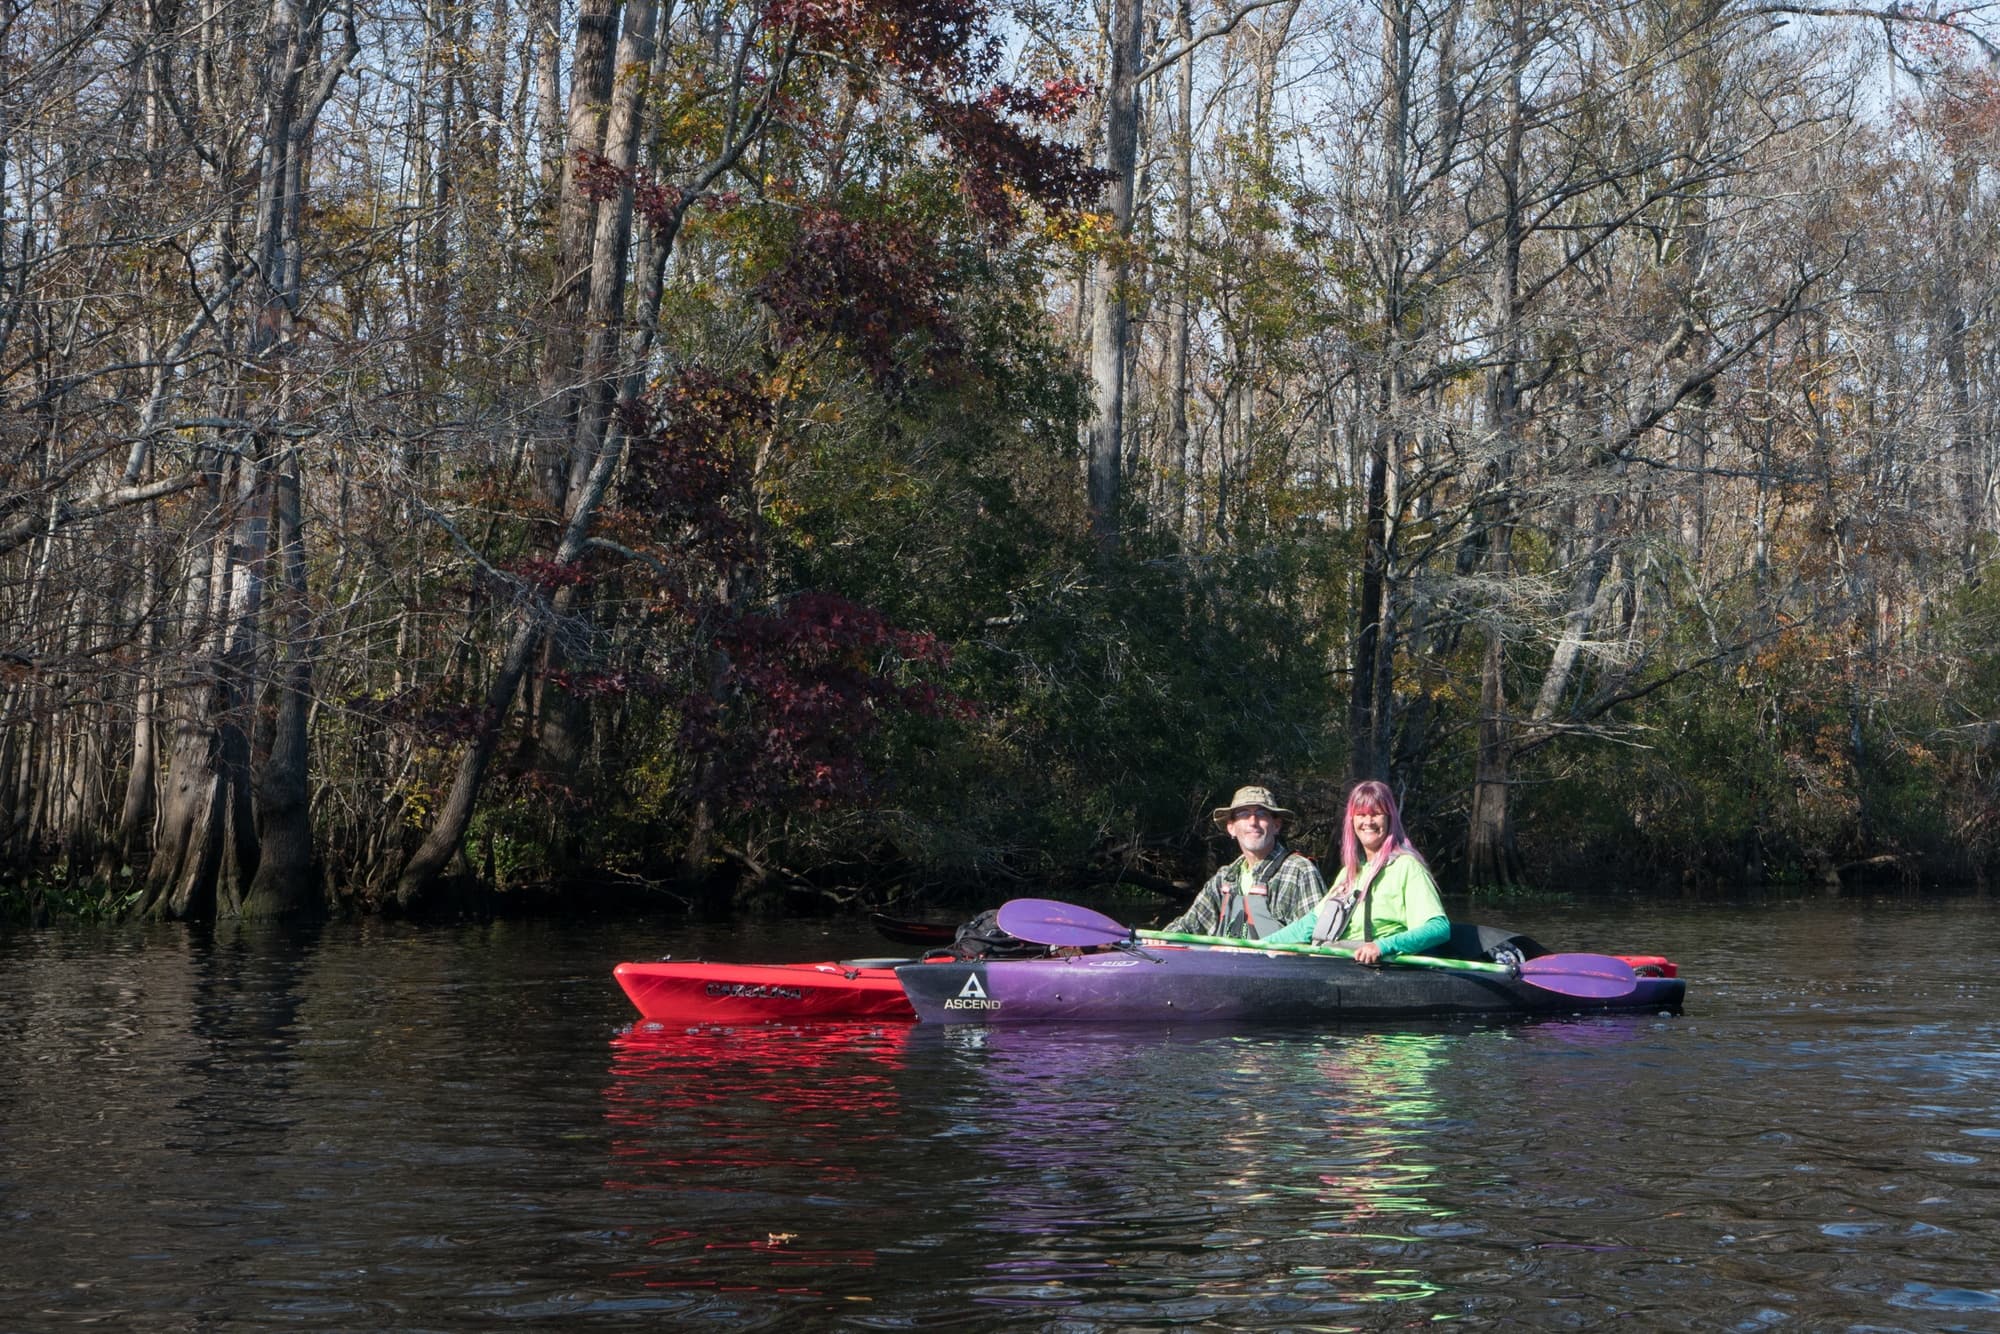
[614, 959, 917, 1024]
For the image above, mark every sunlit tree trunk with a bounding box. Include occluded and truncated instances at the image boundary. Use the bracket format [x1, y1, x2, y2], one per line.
[142, 0, 353, 919]
[1166, 0, 1196, 543]
[1085, 0, 1142, 550]
[1348, 0, 1412, 784]
[538, 0, 658, 793]
[1465, 0, 1529, 891]
[529, 0, 622, 514]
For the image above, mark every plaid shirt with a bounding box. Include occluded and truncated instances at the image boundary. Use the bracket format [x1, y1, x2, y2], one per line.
[1161, 845, 1327, 937]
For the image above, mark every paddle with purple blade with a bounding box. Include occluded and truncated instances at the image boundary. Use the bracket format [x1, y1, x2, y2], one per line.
[1519, 954, 1641, 998]
[997, 898, 1640, 998]
[995, 898, 1133, 947]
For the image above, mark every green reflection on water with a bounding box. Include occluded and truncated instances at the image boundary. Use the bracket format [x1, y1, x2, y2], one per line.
[1294, 1030, 1455, 1305]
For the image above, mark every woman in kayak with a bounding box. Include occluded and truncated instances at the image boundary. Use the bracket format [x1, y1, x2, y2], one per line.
[1263, 780, 1449, 963]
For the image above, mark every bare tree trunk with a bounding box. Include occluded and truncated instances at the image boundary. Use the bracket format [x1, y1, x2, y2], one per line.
[1085, 0, 1143, 550]
[112, 512, 162, 875]
[539, 0, 657, 792]
[145, 496, 247, 919]
[1465, 0, 1528, 890]
[1167, 0, 1195, 542]
[1348, 0, 1411, 784]
[506, 0, 624, 848]
[625, 0, 680, 375]
[1349, 423, 1392, 781]
[242, 450, 319, 915]
[141, 0, 353, 919]
[529, 0, 623, 513]
[532, 0, 566, 192]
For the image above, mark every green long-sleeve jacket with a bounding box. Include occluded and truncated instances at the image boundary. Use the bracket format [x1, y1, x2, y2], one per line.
[1263, 852, 1449, 958]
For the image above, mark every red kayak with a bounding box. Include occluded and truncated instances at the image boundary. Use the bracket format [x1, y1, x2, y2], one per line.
[613, 957, 920, 1024]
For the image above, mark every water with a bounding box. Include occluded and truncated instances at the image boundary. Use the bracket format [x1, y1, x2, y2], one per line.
[3, 898, 1999, 1330]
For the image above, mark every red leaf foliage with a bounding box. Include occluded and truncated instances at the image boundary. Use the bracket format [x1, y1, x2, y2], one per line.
[572, 0, 1101, 236]
[546, 668, 665, 699]
[571, 150, 689, 232]
[682, 591, 965, 811]
[922, 86, 1105, 225]
[572, 150, 628, 204]
[753, 208, 959, 379]
[767, 0, 990, 81]
[1934, 69, 2000, 150]
[502, 556, 597, 591]
[622, 366, 769, 557]
[360, 687, 498, 744]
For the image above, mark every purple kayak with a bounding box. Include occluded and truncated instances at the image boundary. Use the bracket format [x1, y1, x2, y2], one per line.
[893, 944, 1686, 1024]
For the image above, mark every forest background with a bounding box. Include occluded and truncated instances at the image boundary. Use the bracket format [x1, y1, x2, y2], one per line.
[5, 0, 1999, 923]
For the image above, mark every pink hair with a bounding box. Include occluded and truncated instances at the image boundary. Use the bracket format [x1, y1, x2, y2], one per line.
[1338, 780, 1424, 882]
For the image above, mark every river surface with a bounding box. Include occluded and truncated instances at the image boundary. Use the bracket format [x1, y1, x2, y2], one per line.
[2, 895, 1998, 1331]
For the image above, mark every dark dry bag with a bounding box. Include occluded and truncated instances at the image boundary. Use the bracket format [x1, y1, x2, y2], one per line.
[928, 909, 1046, 961]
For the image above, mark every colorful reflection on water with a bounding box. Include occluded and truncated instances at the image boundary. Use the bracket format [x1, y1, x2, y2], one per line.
[603, 1022, 912, 1305]
[8, 908, 1994, 1330]
[899, 1024, 1469, 1318]
[1291, 1031, 1454, 1306]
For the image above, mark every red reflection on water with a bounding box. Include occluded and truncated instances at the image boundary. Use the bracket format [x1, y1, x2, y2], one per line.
[603, 1022, 909, 1299]
[606, 1021, 909, 1148]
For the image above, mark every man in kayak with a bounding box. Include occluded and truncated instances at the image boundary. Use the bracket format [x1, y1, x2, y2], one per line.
[1261, 779, 1449, 963]
[1160, 785, 1327, 939]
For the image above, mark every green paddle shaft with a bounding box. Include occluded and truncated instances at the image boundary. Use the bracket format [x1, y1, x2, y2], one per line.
[1137, 929, 1511, 975]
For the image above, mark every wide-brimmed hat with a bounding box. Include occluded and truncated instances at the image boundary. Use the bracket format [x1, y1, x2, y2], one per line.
[1211, 785, 1297, 829]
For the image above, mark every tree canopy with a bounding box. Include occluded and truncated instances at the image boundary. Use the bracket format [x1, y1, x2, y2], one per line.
[3, 0, 1998, 919]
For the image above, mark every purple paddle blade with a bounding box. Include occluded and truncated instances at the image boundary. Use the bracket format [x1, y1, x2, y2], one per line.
[995, 898, 1132, 947]
[1520, 953, 1639, 999]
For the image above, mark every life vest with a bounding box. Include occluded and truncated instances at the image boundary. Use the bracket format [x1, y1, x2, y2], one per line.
[1308, 851, 1402, 945]
[1218, 848, 1293, 938]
